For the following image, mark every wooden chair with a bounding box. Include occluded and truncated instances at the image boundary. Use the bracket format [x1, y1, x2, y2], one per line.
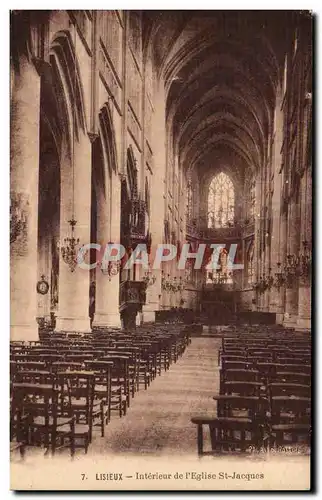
[84, 360, 112, 425]
[104, 349, 139, 400]
[101, 356, 128, 417]
[191, 412, 264, 456]
[11, 382, 75, 456]
[10, 382, 27, 459]
[268, 396, 311, 451]
[57, 371, 104, 444]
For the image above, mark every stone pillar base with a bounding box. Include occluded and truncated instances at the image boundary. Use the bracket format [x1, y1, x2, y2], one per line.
[142, 310, 156, 323]
[55, 316, 91, 333]
[276, 313, 284, 325]
[283, 314, 298, 329]
[11, 322, 39, 342]
[92, 312, 121, 329]
[296, 317, 311, 331]
[136, 312, 142, 326]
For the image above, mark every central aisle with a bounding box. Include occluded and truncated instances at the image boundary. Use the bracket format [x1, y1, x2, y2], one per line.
[90, 337, 221, 457]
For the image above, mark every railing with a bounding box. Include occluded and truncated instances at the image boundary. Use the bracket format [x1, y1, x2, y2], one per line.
[130, 199, 147, 243]
[119, 280, 146, 313]
[202, 226, 242, 240]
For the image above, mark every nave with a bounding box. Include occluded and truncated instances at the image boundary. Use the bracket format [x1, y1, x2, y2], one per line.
[89, 336, 220, 457]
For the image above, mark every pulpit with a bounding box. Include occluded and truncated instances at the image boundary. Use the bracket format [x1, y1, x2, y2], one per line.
[119, 280, 147, 329]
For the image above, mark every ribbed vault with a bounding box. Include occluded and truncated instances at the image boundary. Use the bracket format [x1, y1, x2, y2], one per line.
[145, 11, 291, 179]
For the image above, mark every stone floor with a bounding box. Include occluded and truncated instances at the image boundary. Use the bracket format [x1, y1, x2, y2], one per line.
[88, 337, 221, 457]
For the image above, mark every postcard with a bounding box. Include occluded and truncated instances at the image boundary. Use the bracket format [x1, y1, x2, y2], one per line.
[10, 9, 312, 491]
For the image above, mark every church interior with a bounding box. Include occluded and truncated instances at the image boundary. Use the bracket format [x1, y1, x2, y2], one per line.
[10, 11, 312, 463]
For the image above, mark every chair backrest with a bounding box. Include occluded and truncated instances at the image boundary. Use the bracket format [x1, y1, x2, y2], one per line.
[273, 371, 311, 385]
[222, 380, 262, 397]
[215, 395, 267, 420]
[11, 382, 60, 430]
[222, 360, 247, 371]
[52, 361, 83, 372]
[15, 370, 54, 385]
[279, 364, 311, 375]
[270, 396, 311, 424]
[15, 361, 47, 371]
[57, 372, 95, 419]
[223, 369, 260, 383]
[268, 382, 311, 398]
[220, 355, 247, 363]
[277, 356, 311, 365]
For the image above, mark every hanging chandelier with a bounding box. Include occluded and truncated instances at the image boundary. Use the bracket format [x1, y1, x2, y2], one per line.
[272, 241, 311, 290]
[161, 271, 171, 292]
[101, 260, 121, 281]
[142, 269, 156, 288]
[60, 218, 81, 272]
[296, 240, 312, 281]
[274, 262, 285, 290]
[264, 268, 274, 291]
[253, 272, 273, 295]
[101, 242, 122, 280]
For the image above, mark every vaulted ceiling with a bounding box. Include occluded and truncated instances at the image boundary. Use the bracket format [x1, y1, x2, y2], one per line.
[144, 11, 295, 180]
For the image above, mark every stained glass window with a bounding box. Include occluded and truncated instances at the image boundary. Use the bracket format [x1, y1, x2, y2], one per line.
[208, 172, 235, 228]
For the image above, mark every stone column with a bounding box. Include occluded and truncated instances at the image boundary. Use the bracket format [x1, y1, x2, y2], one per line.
[269, 101, 284, 322]
[283, 199, 300, 328]
[55, 133, 92, 333]
[275, 213, 287, 324]
[93, 171, 122, 328]
[297, 167, 312, 331]
[253, 172, 261, 312]
[37, 229, 51, 320]
[142, 84, 166, 323]
[10, 56, 41, 341]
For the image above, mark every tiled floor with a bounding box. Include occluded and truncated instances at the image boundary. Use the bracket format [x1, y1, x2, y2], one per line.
[88, 337, 221, 457]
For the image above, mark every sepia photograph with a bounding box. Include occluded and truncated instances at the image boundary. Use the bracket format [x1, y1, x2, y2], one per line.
[9, 9, 312, 491]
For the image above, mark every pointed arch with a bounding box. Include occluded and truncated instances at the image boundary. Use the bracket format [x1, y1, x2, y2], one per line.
[49, 30, 87, 155]
[99, 102, 119, 177]
[208, 172, 235, 228]
[126, 145, 138, 199]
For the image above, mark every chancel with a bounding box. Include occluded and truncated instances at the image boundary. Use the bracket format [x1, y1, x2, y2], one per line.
[10, 10, 312, 471]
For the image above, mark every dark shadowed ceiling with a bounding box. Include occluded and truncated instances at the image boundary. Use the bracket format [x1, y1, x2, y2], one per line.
[143, 10, 302, 180]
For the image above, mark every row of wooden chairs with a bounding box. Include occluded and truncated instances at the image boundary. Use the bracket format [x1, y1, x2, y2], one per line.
[10, 326, 191, 458]
[192, 329, 311, 456]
